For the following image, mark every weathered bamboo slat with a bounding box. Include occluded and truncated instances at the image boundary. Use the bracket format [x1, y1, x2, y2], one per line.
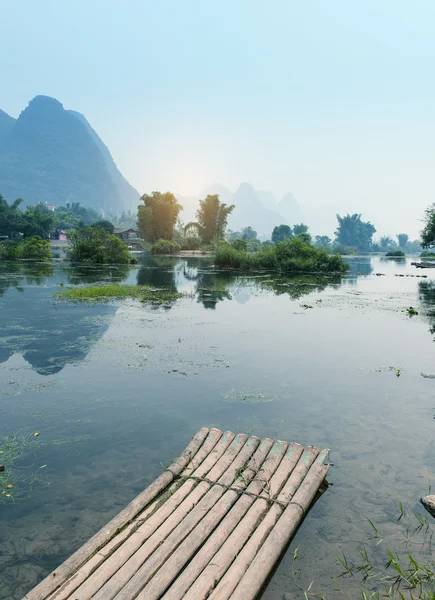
[24, 428, 331, 600]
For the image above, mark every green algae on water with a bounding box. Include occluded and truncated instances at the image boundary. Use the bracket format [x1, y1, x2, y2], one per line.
[57, 284, 185, 305]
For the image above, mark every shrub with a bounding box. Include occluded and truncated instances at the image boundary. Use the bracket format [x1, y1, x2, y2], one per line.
[0, 237, 51, 261]
[230, 238, 248, 252]
[182, 236, 201, 250]
[151, 239, 181, 255]
[22, 236, 52, 260]
[0, 240, 23, 260]
[68, 226, 132, 264]
[247, 240, 262, 253]
[215, 237, 348, 273]
[386, 249, 405, 257]
[331, 244, 357, 255]
[420, 250, 435, 258]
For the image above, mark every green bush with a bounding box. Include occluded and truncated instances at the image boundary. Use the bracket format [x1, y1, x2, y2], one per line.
[68, 226, 133, 264]
[151, 239, 181, 255]
[182, 236, 201, 250]
[0, 240, 23, 260]
[0, 236, 52, 261]
[22, 236, 52, 260]
[230, 238, 248, 252]
[247, 240, 262, 252]
[386, 249, 405, 257]
[331, 244, 357, 255]
[215, 237, 348, 273]
[420, 250, 435, 258]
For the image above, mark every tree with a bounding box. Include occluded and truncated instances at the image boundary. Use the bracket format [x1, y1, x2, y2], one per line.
[397, 233, 409, 249]
[335, 214, 376, 251]
[379, 236, 396, 251]
[272, 224, 292, 244]
[68, 226, 132, 264]
[91, 219, 115, 234]
[314, 235, 332, 250]
[53, 207, 82, 230]
[296, 232, 312, 244]
[22, 205, 54, 239]
[196, 194, 234, 244]
[138, 191, 182, 242]
[292, 223, 309, 236]
[67, 202, 100, 225]
[240, 226, 257, 241]
[0, 195, 26, 238]
[231, 238, 248, 252]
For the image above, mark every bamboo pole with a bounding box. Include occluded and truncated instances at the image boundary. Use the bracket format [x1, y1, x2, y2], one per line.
[91, 434, 252, 600]
[113, 436, 261, 600]
[23, 427, 210, 600]
[143, 438, 278, 600]
[228, 451, 330, 600]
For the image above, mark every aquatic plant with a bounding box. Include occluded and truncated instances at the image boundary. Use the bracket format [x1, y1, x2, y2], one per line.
[292, 507, 435, 599]
[215, 237, 348, 274]
[407, 306, 419, 316]
[57, 283, 184, 305]
[386, 250, 406, 257]
[151, 239, 181, 255]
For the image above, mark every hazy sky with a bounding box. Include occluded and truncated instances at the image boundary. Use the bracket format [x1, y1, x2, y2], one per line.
[2, 0, 434, 237]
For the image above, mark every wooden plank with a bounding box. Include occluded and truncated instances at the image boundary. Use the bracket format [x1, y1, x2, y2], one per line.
[88, 434, 252, 600]
[182, 440, 292, 600]
[48, 429, 225, 600]
[23, 427, 210, 600]
[113, 436, 261, 600]
[24, 430, 331, 600]
[276, 445, 319, 504]
[145, 438, 278, 600]
[228, 451, 330, 600]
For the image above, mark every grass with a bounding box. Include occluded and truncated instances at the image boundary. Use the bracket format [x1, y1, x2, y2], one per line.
[291, 506, 435, 599]
[57, 284, 185, 305]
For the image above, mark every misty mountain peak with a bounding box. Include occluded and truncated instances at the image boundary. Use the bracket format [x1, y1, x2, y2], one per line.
[0, 96, 139, 212]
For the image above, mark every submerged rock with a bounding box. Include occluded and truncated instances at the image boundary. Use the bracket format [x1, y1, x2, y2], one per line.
[421, 494, 435, 517]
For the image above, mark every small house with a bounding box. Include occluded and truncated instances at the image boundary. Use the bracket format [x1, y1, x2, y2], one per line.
[113, 228, 138, 240]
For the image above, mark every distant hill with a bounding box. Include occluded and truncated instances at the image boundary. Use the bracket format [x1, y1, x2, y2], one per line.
[177, 182, 302, 238]
[277, 192, 304, 225]
[0, 96, 139, 213]
[0, 109, 15, 142]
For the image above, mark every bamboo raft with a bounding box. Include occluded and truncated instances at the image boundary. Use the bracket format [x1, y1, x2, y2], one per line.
[24, 427, 331, 600]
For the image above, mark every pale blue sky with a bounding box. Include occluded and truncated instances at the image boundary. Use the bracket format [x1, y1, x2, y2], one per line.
[2, 0, 434, 236]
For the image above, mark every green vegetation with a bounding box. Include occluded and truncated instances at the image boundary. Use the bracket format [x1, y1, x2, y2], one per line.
[407, 306, 418, 316]
[58, 284, 184, 304]
[272, 224, 292, 243]
[68, 225, 134, 264]
[138, 191, 182, 242]
[386, 249, 405, 257]
[151, 239, 181, 255]
[421, 203, 435, 248]
[215, 237, 348, 273]
[0, 195, 54, 239]
[335, 213, 376, 252]
[230, 238, 248, 252]
[397, 233, 409, 249]
[420, 250, 435, 258]
[0, 236, 51, 261]
[292, 508, 435, 599]
[194, 194, 235, 244]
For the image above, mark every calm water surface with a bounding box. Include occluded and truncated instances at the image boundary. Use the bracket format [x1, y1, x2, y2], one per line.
[1, 256, 435, 599]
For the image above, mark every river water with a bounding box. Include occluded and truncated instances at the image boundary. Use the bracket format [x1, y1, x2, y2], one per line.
[1, 256, 435, 599]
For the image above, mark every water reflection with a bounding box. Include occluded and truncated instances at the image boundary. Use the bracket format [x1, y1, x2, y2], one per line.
[0, 262, 117, 375]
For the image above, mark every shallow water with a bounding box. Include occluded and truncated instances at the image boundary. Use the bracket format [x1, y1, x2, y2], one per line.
[1, 256, 435, 599]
